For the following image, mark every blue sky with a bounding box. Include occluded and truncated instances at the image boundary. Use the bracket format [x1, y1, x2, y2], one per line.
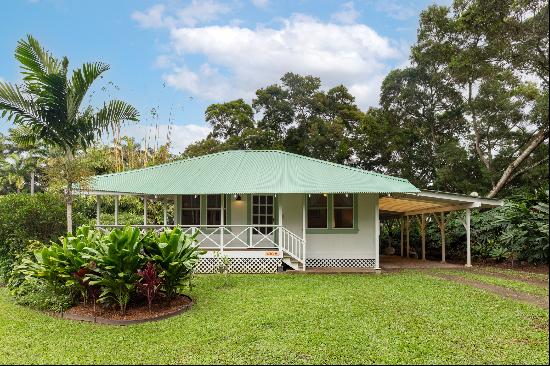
[1, 0, 445, 152]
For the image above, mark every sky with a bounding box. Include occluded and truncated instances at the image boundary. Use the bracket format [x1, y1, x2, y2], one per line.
[0, 0, 447, 153]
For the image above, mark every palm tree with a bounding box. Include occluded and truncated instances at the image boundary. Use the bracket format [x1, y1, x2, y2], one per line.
[0, 35, 139, 233]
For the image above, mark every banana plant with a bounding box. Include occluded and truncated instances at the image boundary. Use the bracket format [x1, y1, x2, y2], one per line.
[85, 226, 147, 315]
[145, 227, 203, 300]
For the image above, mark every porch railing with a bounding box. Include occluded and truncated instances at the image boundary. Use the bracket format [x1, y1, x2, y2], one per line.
[95, 224, 306, 268]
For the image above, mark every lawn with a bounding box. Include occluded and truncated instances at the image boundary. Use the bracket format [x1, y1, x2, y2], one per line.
[0, 271, 548, 364]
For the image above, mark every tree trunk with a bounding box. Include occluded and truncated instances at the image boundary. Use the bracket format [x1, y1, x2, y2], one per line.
[30, 171, 35, 195]
[66, 188, 73, 234]
[487, 127, 549, 198]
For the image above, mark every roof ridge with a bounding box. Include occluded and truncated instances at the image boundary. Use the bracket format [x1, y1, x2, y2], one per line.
[244, 149, 411, 184]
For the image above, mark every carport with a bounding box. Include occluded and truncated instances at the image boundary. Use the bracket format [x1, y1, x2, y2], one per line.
[379, 191, 503, 267]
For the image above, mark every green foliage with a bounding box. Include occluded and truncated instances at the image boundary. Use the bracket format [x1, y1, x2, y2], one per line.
[0, 193, 86, 258]
[9, 277, 75, 312]
[145, 227, 203, 300]
[85, 226, 147, 314]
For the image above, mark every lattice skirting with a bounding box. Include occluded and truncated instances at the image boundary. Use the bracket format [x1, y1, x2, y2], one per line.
[306, 258, 376, 268]
[195, 257, 282, 274]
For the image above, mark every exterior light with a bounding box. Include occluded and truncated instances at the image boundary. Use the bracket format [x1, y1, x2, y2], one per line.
[235, 194, 242, 201]
[345, 193, 349, 198]
[323, 193, 327, 197]
[194, 195, 198, 198]
[308, 194, 311, 197]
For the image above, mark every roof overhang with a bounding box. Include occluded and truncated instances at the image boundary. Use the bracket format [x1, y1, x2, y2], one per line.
[379, 190, 503, 219]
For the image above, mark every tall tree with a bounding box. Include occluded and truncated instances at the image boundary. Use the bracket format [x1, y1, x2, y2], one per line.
[0, 35, 139, 232]
[413, 0, 549, 197]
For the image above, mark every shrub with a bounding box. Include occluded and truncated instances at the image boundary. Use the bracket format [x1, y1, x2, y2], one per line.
[136, 262, 162, 312]
[0, 193, 87, 259]
[145, 227, 203, 300]
[10, 277, 75, 312]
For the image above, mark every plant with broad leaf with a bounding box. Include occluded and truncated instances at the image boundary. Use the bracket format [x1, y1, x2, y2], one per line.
[85, 226, 147, 315]
[136, 262, 162, 312]
[145, 227, 203, 301]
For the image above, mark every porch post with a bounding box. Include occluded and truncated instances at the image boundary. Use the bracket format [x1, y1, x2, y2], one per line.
[420, 213, 426, 261]
[400, 217, 404, 257]
[374, 196, 380, 270]
[96, 195, 101, 226]
[302, 194, 307, 270]
[278, 195, 283, 248]
[220, 194, 224, 252]
[114, 195, 119, 226]
[163, 199, 167, 226]
[465, 208, 471, 267]
[440, 212, 446, 263]
[143, 196, 147, 226]
[406, 215, 410, 258]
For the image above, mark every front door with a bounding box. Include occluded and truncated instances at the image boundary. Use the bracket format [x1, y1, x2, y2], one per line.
[251, 194, 276, 247]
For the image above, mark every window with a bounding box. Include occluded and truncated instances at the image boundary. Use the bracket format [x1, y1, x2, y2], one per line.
[182, 195, 200, 225]
[252, 195, 274, 234]
[206, 194, 227, 226]
[333, 194, 354, 228]
[307, 194, 328, 228]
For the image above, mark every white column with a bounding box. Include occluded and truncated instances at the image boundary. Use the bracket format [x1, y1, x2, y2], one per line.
[440, 212, 446, 263]
[374, 196, 381, 270]
[400, 217, 404, 257]
[465, 208, 471, 267]
[421, 213, 426, 261]
[96, 195, 101, 226]
[302, 194, 307, 270]
[406, 216, 410, 258]
[114, 195, 119, 226]
[163, 200, 168, 226]
[143, 196, 147, 226]
[278, 195, 283, 249]
[220, 194, 224, 252]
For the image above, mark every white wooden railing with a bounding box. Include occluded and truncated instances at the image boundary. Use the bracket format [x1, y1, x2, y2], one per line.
[95, 224, 306, 268]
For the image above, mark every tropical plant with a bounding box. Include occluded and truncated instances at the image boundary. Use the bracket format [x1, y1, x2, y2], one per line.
[145, 227, 202, 300]
[136, 262, 162, 312]
[0, 35, 139, 233]
[85, 226, 147, 314]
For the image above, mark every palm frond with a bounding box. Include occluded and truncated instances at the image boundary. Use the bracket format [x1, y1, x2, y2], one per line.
[93, 100, 139, 131]
[15, 35, 61, 82]
[0, 81, 44, 126]
[67, 62, 110, 122]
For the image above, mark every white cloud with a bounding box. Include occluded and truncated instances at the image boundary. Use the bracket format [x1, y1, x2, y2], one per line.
[132, 4, 170, 29]
[374, 0, 417, 20]
[121, 123, 211, 154]
[161, 14, 403, 107]
[132, 0, 231, 29]
[331, 2, 360, 25]
[251, 0, 269, 8]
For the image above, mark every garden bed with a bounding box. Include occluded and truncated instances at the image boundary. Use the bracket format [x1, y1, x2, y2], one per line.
[55, 295, 193, 325]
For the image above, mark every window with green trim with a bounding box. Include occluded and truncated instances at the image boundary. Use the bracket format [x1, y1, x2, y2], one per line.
[206, 194, 227, 226]
[333, 194, 354, 228]
[307, 194, 328, 228]
[182, 195, 200, 225]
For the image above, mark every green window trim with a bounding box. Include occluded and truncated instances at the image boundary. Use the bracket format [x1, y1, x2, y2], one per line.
[180, 194, 231, 229]
[306, 194, 358, 234]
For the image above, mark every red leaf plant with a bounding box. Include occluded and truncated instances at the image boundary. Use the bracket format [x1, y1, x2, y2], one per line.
[73, 261, 100, 312]
[136, 262, 163, 312]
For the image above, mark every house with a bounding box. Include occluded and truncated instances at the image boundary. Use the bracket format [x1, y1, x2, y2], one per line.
[82, 150, 503, 273]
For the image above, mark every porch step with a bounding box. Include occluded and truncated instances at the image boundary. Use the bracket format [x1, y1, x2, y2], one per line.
[282, 256, 302, 271]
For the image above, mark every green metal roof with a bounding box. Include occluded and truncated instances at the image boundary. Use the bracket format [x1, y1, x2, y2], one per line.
[87, 150, 419, 195]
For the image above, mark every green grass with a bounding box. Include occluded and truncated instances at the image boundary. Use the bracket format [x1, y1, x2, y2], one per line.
[0, 271, 548, 364]
[444, 270, 549, 297]
[477, 267, 549, 282]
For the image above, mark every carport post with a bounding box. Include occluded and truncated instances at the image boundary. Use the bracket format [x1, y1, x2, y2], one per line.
[440, 212, 446, 263]
[406, 215, 410, 258]
[465, 208, 471, 267]
[400, 217, 404, 257]
[163, 199, 168, 226]
[420, 213, 426, 261]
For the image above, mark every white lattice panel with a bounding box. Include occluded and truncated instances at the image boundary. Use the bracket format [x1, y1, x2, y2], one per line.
[306, 258, 376, 268]
[195, 257, 282, 274]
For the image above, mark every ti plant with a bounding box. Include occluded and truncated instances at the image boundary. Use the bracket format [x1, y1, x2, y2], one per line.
[136, 262, 162, 312]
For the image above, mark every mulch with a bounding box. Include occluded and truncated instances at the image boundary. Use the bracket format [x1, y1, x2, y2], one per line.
[55, 295, 193, 325]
